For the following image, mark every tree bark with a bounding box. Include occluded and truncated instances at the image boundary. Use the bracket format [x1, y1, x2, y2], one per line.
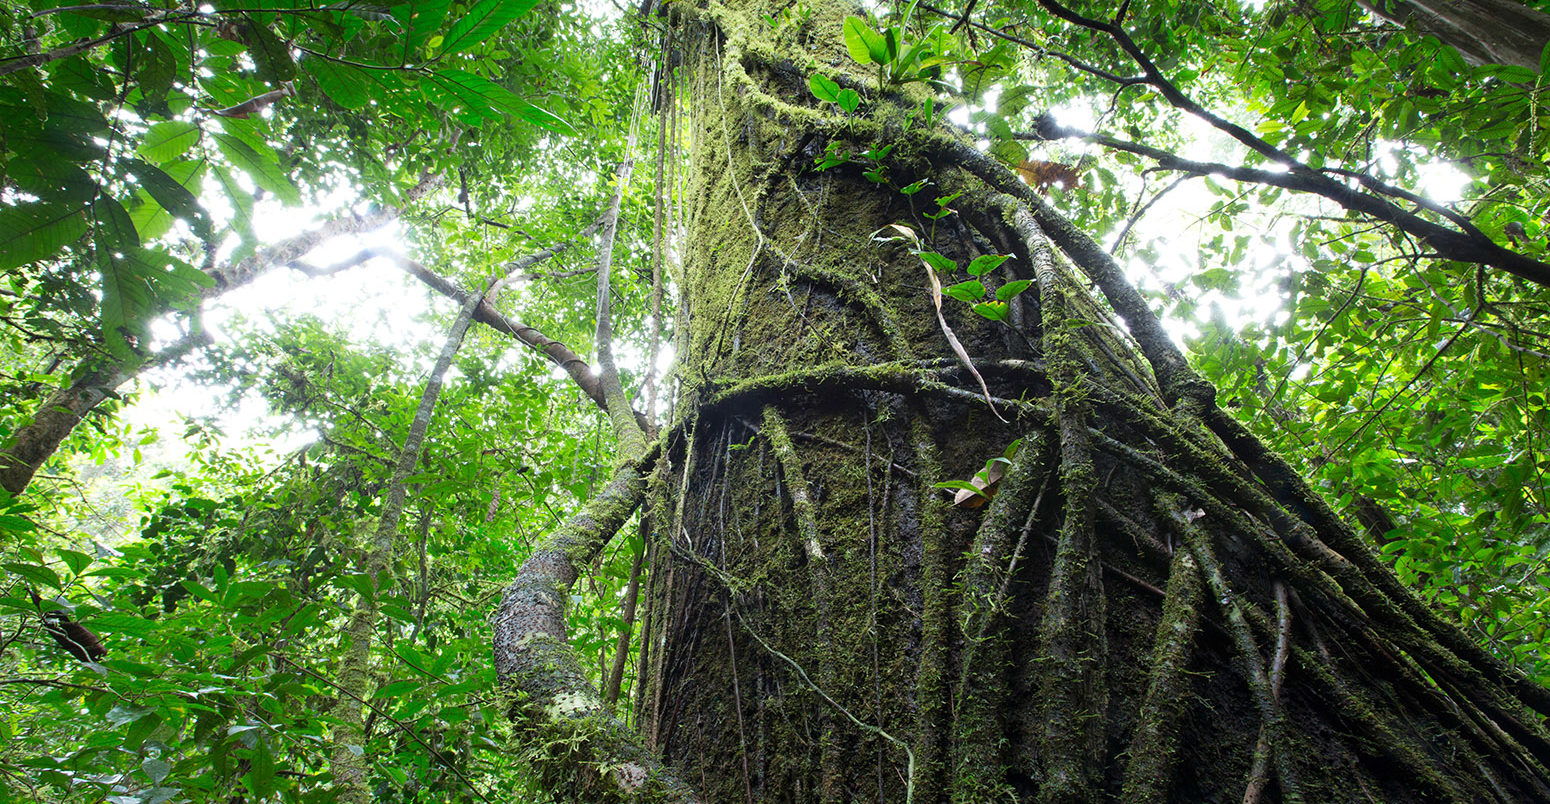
[609, 2, 1550, 802]
[1360, 0, 1550, 71]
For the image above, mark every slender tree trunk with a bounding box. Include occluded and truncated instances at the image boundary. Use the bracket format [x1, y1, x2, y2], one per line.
[1359, 0, 1550, 71]
[614, 2, 1550, 801]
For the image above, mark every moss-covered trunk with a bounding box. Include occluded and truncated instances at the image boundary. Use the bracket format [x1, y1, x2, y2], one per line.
[624, 2, 1550, 802]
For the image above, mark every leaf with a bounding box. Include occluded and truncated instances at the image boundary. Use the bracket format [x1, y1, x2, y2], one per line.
[836, 88, 861, 113]
[304, 58, 370, 109]
[142, 757, 171, 785]
[431, 69, 574, 134]
[57, 549, 92, 575]
[843, 16, 889, 65]
[3, 562, 61, 590]
[808, 74, 840, 103]
[967, 254, 1010, 276]
[389, 0, 451, 51]
[244, 16, 296, 83]
[996, 279, 1033, 301]
[138, 121, 201, 162]
[7, 146, 97, 202]
[373, 679, 421, 699]
[917, 251, 956, 273]
[438, 0, 541, 56]
[972, 300, 1010, 322]
[0, 203, 89, 270]
[130, 31, 176, 111]
[211, 165, 258, 258]
[244, 737, 276, 799]
[944, 280, 985, 302]
[127, 159, 214, 241]
[214, 133, 301, 205]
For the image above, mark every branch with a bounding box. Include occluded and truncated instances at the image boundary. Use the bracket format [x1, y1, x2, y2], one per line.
[213, 171, 443, 289]
[593, 160, 651, 460]
[0, 17, 176, 78]
[491, 451, 701, 803]
[1004, 0, 1550, 287]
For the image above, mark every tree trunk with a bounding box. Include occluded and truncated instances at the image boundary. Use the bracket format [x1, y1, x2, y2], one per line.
[1360, 0, 1550, 71]
[619, 2, 1550, 802]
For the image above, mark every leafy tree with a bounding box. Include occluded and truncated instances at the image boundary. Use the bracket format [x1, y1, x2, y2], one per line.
[3, 0, 1550, 801]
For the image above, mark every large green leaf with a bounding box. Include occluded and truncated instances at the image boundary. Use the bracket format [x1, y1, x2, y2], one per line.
[211, 164, 258, 258]
[131, 29, 176, 111]
[303, 57, 370, 110]
[436, 0, 540, 56]
[138, 121, 202, 163]
[244, 15, 296, 83]
[0, 203, 89, 270]
[214, 133, 301, 205]
[127, 159, 213, 241]
[431, 68, 574, 134]
[8, 145, 98, 202]
[389, 0, 451, 51]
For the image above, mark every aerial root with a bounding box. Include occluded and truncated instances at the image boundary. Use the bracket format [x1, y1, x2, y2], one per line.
[1163, 493, 1304, 803]
[759, 405, 843, 804]
[1121, 521, 1205, 802]
[1031, 218, 1109, 802]
[951, 429, 1052, 798]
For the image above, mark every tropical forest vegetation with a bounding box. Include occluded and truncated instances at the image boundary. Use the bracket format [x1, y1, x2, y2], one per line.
[3, 0, 1550, 800]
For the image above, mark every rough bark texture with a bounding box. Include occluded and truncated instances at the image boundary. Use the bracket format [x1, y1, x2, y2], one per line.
[1360, 0, 1550, 71]
[611, 2, 1550, 802]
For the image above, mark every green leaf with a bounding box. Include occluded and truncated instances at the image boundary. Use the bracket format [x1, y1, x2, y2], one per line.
[374, 679, 422, 699]
[3, 562, 61, 590]
[244, 737, 276, 799]
[244, 16, 296, 83]
[85, 613, 154, 637]
[996, 279, 1033, 301]
[836, 88, 861, 113]
[0, 203, 89, 270]
[844, 16, 889, 65]
[128, 159, 214, 241]
[972, 300, 1010, 322]
[932, 479, 982, 491]
[130, 30, 176, 110]
[917, 251, 956, 273]
[214, 133, 301, 205]
[808, 74, 840, 103]
[390, 0, 452, 50]
[304, 58, 370, 109]
[57, 549, 92, 576]
[7, 145, 97, 202]
[142, 757, 171, 785]
[431, 69, 574, 134]
[138, 121, 201, 162]
[967, 254, 1010, 276]
[438, 0, 541, 56]
[944, 280, 985, 302]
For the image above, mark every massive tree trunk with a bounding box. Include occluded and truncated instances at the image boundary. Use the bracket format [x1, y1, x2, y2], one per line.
[1359, 0, 1550, 71]
[496, 2, 1550, 801]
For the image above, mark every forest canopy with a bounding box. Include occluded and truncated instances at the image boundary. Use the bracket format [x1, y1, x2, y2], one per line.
[2, 0, 1549, 800]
